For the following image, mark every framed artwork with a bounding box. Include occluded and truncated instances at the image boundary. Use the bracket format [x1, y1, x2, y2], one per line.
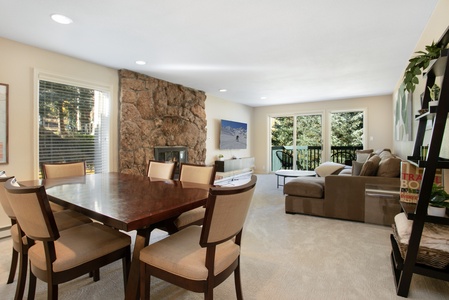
[395, 83, 413, 141]
[0, 83, 8, 164]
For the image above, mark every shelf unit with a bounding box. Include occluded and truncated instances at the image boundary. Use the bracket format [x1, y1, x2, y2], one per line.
[391, 27, 449, 297]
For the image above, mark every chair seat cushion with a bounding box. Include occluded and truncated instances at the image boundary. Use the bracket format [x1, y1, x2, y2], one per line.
[28, 223, 130, 272]
[140, 225, 239, 281]
[283, 177, 325, 198]
[174, 207, 205, 229]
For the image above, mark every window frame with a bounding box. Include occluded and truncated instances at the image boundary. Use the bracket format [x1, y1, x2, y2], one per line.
[33, 70, 113, 178]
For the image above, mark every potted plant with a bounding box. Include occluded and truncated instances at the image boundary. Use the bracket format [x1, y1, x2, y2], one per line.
[217, 154, 224, 161]
[403, 41, 446, 93]
[428, 83, 441, 105]
[428, 183, 449, 217]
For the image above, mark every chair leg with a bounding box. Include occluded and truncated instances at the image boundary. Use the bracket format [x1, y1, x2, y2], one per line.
[7, 247, 18, 284]
[234, 264, 243, 300]
[140, 262, 151, 300]
[14, 251, 27, 300]
[27, 268, 37, 300]
[48, 283, 58, 300]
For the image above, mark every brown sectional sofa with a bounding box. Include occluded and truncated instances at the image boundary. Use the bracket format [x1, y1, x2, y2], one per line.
[284, 149, 402, 223]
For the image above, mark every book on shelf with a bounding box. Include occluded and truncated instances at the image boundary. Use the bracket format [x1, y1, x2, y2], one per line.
[400, 161, 443, 203]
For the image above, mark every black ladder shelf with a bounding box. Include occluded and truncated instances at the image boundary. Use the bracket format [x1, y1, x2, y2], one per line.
[391, 26, 449, 297]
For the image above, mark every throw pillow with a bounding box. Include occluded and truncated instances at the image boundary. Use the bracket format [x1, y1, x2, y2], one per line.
[377, 157, 401, 177]
[355, 149, 373, 163]
[351, 161, 364, 176]
[359, 155, 381, 176]
[315, 162, 345, 177]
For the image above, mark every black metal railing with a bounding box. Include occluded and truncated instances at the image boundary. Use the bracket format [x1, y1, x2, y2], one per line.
[273, 145, 363, 171]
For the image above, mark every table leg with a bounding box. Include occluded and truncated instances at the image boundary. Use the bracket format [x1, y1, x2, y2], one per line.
[125, 228, 151, 300]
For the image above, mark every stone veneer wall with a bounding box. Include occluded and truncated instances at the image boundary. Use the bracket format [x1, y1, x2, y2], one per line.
[119, 69, 207, 175]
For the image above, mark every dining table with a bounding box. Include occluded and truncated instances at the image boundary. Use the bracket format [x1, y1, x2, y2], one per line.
[20, 172, 210, 300]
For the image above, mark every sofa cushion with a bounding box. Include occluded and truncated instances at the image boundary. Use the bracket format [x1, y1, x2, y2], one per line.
[359, 155, 381, 176]
[284, 177, 325, 198]
[315, 162, 345, 177]
[355, 149, 373, 163]
[351, 161, 364, 176]
[377, 157, 401, 177]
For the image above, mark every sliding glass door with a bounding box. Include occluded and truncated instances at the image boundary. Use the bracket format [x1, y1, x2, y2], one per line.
[271, 110, 365, 172]
[271, 113, 323, 171]
[295, 114, 323, 170]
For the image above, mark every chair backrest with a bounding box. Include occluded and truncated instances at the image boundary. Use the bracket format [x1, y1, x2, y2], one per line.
[4, 179, 59, 242]
[42, 161, 86, 179]
[200, 175, 257, 246]
[179, 163, 216, 185]
[276, 151, 293, 169]
[146, 160, 176, 179]
[0, 175, 17, 219]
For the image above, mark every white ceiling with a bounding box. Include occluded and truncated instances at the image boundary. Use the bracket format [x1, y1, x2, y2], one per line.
[0, 0, 439, 107]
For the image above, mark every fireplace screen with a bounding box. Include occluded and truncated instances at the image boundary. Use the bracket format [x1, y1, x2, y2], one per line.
[154, 146, 188, 175]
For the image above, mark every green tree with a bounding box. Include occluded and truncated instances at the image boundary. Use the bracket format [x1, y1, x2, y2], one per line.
[330, 112, 363, 146]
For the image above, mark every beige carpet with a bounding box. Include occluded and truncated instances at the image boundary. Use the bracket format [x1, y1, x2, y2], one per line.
[1, 174, 449, 299]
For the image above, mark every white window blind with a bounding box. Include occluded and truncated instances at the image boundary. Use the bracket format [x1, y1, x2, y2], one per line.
[38, 80, 110, 177]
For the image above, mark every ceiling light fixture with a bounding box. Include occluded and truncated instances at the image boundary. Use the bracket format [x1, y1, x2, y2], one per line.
[219, 89, 227, 92]
[135, 60, 146, 65]
[260, 96, 267, 100]
[51, 14, 73, 25]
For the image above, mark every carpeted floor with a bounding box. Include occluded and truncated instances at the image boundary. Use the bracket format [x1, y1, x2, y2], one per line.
[1, 174, 449, 299]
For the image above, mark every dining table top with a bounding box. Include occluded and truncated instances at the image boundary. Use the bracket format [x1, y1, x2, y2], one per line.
[20, 172, 211, 232]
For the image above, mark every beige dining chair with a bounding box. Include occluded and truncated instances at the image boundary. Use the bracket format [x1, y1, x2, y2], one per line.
[146, 160, 176, 180]
[173, 163, 216, 231]
[41, 161, 87, 212]
[4, 178, 131, 300]
[140, 175, 257, 299]
[0, 175, 94, 300]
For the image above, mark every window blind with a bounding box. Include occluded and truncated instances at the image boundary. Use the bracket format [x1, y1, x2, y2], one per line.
[38, 80, 110, 177]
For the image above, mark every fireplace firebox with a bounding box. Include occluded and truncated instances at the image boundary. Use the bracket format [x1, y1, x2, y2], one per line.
[154, 146, 188, 176]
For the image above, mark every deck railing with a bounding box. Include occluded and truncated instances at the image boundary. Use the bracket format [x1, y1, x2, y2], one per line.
[272, 145, 363, 171]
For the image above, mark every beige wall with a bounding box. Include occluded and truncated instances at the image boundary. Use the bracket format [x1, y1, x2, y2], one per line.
[252, 95, 394, 173]
[0, 37, 119, 181]
[205, 94, 253, 165]
[393, 0, 449, 158]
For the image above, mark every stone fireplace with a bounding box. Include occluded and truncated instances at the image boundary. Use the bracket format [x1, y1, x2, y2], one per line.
[119, 70, 207, 175]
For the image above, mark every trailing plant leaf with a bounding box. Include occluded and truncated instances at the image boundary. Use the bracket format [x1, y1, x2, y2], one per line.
[402, 41, 445, 93]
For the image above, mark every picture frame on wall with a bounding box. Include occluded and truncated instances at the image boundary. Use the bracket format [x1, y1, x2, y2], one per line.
[0, 83, 8, 164]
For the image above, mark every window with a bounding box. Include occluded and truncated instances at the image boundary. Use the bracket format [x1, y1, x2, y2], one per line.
[38, 79, 110, 177]
[270, 110, 365, 171]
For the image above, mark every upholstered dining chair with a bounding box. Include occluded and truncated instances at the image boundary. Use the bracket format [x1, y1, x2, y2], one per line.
[41, 161, 87, 212]
[173, 163, 216, 231]
[0, 175, 94, 300]
[4, 178, 131, 300]
[146, 160, 176, 180]
[140, 175, 257, 299]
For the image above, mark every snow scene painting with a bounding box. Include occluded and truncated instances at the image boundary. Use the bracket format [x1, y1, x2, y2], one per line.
[219, 119, 247, 149]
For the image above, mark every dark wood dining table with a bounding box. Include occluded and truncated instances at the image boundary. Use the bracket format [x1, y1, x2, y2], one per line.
[20, 172, 210, 300]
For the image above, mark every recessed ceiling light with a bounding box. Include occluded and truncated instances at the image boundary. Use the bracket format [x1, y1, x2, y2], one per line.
[260, 96, 267, 100]
[135, 60, 146, 65]
[51, 14, 73, 25]
[219, 89, 227, 92]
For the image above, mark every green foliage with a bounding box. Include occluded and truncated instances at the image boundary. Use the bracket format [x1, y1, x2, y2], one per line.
[330, 112, 363, 146]
[403, 41, 445, 93]
[430, 183, 449, 208]
[271, 112, 363, 148]
[271, 117, 294, 146]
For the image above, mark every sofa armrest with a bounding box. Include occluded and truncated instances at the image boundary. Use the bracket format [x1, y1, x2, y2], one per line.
[324, 175, 400, 222]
